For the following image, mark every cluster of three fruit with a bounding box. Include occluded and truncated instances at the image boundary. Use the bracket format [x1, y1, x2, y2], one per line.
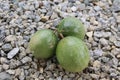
[29, 17, 90, 72]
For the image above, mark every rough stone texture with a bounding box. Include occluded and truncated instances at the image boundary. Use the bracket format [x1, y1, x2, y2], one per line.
[0, 0, 120, 80]
[21, 56, 32, 64]
[112, 0, 120, 12]
[7, 48, 19, 59]
[0, 72, 12, 80]
[2, 43, 12, 52]
[99, 38, 108, 46]
[5, 35, 16, 42]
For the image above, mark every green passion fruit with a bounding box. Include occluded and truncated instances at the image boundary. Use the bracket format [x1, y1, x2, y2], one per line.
[29, 29, 57, 59]
[57, 17, 85, 40]
[56, 36, 90, 72]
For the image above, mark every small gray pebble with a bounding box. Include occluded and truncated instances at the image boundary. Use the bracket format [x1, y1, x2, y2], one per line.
[103, 32, 112, 38]
[23, 65, 30, 70]
[93, 49, 103, 56]
[46, 64, 55, 70]
[94, 6, 101, 11]
[0, 72, 11, 80]
[15, 68, 22, 76]
[0, 42, 3, 46]
[23, 36, 30, 41]
[7, 48, 19, 59]
[2, 64, 9, 70]
[34, 1, 39, 8]
[112, 0, 120, 12]
[109, 36, 116, 42]
[53, 19, 60, 27]
[15, 18, 22, 24]
[2, 43, 12, 51]
[111, 48, 120, 55]
[43, 1, 50, 7]
[21, 56, 32, 64]
[92, 41, 98, 47]
[29, 5, 35, 11]
[116, 16, 120, 23]
[63, 75, 69, 80]
[99, 38, 108, 46]
[0, 65, 3, 72]
[0, 50, 6, 56]
[77, 4, 85, 10]
[117, 32, 120, 38]
[51, 12, 58, 19]
[19, 69, 25, 80]
[0, 57, 9, 64]
[68, 0, 76, 3]
[94, 31, 103, 38]
[35, 15, 41, 22]
[11, 0, 19, 4]
[31, 62, 37, 69]
[9, 59, 21, 69]
[0, 29, 5, 42]
[24, 70, 29, 76]
[18, 1, 25, 8]
[48, 78, 54, 80]
[56, 77, 62, 80]
[90, 74, 99, 79]
[5, 35, 16, 42]
[71, 6, 77, 12]
[40, 9, 47, 13]
[118, 24, 120, 31]
[114, 41, 120, 47]
[110, 72, 117, 77]
[69, 73, 75, 78]
[112, 58, 118, 66]
[101, 57, 110, 63]
[1, 2, 10, 10]
[46, 10, 53, 16]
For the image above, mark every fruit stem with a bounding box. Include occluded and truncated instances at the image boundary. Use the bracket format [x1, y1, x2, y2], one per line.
[47, 27, 64, 39]
[59, 33, 64, 39]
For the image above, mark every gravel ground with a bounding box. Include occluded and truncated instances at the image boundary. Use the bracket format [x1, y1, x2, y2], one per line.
[0, 0, 120, 80]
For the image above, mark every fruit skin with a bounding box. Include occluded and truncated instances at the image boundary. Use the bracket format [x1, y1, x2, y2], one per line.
[29, 29, 58, 59]
[57, 17, 85, 40]
[56, 36, 90, 72]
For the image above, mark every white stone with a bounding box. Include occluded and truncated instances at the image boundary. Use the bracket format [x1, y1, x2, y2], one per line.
[94, 6, 101, 11]
[86, 31, 93, 38]
[94, 31, 103, 38]
[2, 64, 9, 70]
[15, 68, 22, 76]
[99, 38, 108, 46]
[93, 49, 103, 56]
[5, 35, 16, 42]
[0, 57, 8, 64]
[116, 16, 120, 23]
[0, 72, 11, 80]
[6, 70, 15, 74]
[114, 41, 120, 47]
[21, 56, 32, 64]
[93, 60, 101, 68]
[7, 48, 19, 59]
[71, 6, 77, 12]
